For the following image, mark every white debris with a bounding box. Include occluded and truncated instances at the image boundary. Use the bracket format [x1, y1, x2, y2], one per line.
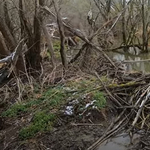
[69, 99, 79, 105]
[85, 100, 96, 108]
[65, 106, 73, 115]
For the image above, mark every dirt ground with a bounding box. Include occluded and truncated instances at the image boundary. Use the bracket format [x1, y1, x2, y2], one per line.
[0, 62, 148, 150]
[0, 105, 115, 150]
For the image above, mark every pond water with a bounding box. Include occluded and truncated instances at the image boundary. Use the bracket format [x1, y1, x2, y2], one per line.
[108, 49, 150, 73]
[97, 132, 140, 150]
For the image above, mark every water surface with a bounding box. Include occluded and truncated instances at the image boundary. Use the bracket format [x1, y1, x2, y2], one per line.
[108, 50, 150, 73]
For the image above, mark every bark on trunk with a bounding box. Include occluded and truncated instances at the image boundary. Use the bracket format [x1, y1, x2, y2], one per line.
[53, 1, 68, 68]
[42, 24, 56, 68]
[0, 32, 10, 58]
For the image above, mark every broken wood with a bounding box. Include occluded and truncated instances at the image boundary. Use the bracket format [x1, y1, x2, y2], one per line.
[41, 6, 116, 68]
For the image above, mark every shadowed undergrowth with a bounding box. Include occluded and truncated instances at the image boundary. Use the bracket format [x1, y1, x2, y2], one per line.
[1, 75, 107, 140]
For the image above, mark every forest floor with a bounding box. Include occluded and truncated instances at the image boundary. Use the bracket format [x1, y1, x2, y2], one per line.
[0, 58, 149, 150]
[0, 65, 115, 150]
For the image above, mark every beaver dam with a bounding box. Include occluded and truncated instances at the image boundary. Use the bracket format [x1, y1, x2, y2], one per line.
[1, 0, 150, 149]
[0, 50, 150, 150]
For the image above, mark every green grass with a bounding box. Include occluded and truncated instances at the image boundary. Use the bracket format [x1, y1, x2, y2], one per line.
[42, 87, 66, 108]
[1, 87, 62, 140]
[64, 77, 107, 109]
[66, 76, 98, 91]
[1, 104, 27, 117]
[1, 86, 66, 118]
[93, 91, 106, 108]
[19, 111, 56, 139]
[17, 87, 65, 140]
[1, 77, 107, 140]
[1, 80, 107, 119]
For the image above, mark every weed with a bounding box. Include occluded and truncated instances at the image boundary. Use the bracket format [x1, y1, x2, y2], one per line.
[53, 40, 60, 51]
[2, 104, 27, 117]
[25, 98, 44, 108]
[19, 111, 56, 139]
[101, 76, 111, 84]
[65, 76, 101, 91]
[1, 86, 65, 118]
[93, 91, 106, 108]
[42, 87, 66, 108]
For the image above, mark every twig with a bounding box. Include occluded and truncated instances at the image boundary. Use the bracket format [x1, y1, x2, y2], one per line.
[41, 6, 117, 68]
[71, 123, 103, 126]
[88, 115, 127, 150]
[95, 71, 122, 107]
[132, 86, 150, 127]
[124, 59, 150, 63]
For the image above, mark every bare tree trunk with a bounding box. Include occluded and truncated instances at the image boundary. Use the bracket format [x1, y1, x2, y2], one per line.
[19, 0, 33, 51]
[0, 32, 10, 58]
[19, 0, 25, 38]
[20, 0, 44, 70]
[0, 1, 16, 51]
[53, 1, 68, 68]
[0, 0, 25, 74]
[142, 0, 148, 52]
[106, 0, 111, 17]
[31, 0, 43, 69]
[3, 0, 15, 38]
[122, 0, 127, 50]
[42, 24, 56, 68]
[0, 22, 16, 51]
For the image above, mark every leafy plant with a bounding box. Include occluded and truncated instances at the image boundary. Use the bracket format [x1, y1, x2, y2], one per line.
[19, 111, 56, 139]
[2, 104, 27, 117]
[42, 87, 66, 108]
[93, 91, 106, 108]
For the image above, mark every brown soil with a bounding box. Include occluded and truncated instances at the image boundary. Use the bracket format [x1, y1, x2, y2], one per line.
[0, 107, 114, 150]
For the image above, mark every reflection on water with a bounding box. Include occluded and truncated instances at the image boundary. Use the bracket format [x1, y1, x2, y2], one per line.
[97, 133, 130, 150]
[108, 50, 150, 73]
[97, 132, 140, 150]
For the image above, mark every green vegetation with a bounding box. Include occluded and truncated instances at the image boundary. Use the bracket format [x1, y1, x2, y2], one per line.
[2, 104, 27, 117]
[66, 76, 98, 91]
[1, 86, 66, 139]
[41, 87, 66, 109]
[19, 111, 56, 139]
[2, 87, 66, 117]
[93, 91, 106, 108]
[52, 40, 68, 59]
[64, 77, 107, 110]
[1, 75, 108, 140]
[53, 40, 60, 51]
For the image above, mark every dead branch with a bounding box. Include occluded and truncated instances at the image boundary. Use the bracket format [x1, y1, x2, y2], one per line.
[132, 86, 150, 127]
[0, 39, 26, 82]
[123, 59, 150, 63]
[69, 43, 87, 64]
[41, 6, 116, 68]
[95, 71, 122, 107]
[53, 1, 68, 68]
[106, 44, 142, 52]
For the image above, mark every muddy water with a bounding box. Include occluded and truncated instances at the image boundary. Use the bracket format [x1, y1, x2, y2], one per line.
[97, 132, 140, 150]
[108, 49, 150, 73]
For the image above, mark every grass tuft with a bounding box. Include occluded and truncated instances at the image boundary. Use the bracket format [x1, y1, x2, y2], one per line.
[19, 111, 56, 139]
[93, 91, 106, 108]
[2, 104, 27, 117]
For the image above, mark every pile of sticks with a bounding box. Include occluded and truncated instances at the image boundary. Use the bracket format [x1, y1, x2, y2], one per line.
[88, 70, 150, 149]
